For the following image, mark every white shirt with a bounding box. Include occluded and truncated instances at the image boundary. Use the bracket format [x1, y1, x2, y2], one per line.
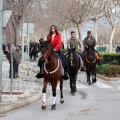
[52, 34, 56, 41]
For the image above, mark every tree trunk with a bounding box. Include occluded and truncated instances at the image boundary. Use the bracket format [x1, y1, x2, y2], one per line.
[109, 25, 116, 53]
[94, 19, 98, 43]
[76, 24, 82, 42]
[15, 24, 21, 46]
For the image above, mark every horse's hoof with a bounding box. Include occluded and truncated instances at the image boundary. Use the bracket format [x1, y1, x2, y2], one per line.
[60, 99, 64, 104]
[71, 92, 75, 96]
[42, 105, 46, 110]
[75, 89, 77, 92]
[51, 104, 56, 110]
[88, 83, 91, 85]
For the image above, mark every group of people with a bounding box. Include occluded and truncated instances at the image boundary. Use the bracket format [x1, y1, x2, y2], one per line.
[29, 39, 43, 60]
[3, 43, 22, 79]
[3, 24, 101, 80]
[36, 25, 102, 80]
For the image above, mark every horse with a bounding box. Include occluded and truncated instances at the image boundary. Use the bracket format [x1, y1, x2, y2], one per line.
[66, 47, 81, 96]
[40, 41, 64, 110]
[30, 45, 39, 60]
[83, 45, 97, 85]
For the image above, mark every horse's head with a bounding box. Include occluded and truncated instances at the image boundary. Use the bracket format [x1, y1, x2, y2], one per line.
[40, 41, 51, 62]
[86, 45, 96, 62]
[67, 47, 76, 67]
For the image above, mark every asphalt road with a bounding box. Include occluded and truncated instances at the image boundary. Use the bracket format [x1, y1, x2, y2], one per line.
[1, 64, 120, 120]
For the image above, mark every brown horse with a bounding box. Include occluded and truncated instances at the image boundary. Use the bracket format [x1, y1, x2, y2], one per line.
[40, 41, 64, 110]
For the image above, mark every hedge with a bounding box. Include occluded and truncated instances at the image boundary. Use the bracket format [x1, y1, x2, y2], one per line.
[96, 64, 120, 77]
[105, 65, 120, 77]
[99, 53, 120, 65]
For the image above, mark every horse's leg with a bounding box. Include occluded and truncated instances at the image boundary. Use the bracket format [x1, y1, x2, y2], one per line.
[74, 72, 78, 92]
[51, 82, 57, 110]
[87, 68, 91, 85]
[60, 78, 64, 104]
[72, 72, 78, 96]
[69, 74, 72, 94]
[94, 67, 97, 83]
[42, 80, 48, 110]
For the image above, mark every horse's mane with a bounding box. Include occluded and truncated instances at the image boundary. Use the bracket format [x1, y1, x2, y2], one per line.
[68, 49, 78, 63]
[48, 43, 59, 59]
[86, 45, 95, 61]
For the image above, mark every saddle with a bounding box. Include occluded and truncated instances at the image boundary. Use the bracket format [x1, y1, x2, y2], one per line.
[82, 51, 100, 60]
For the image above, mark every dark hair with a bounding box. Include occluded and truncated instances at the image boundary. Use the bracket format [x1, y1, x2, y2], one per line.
[87, 31, 91, 34]
[39, 38, 43, 42]
[48, 25, 59, 36]
[71, 31, 75, 35]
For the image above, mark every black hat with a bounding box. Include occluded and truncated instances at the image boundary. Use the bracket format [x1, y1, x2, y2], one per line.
[87, 31, 91, 34]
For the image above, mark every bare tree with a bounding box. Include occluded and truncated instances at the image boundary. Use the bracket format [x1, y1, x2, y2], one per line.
[104, 0, 120, 53]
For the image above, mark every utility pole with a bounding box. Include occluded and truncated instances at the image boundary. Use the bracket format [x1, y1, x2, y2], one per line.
[27, 23, 30, 76]
[0, 0, 3, 101]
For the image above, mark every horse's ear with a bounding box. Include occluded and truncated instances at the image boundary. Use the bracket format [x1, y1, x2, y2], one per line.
[68, 47, 70, 51]
[74, 47, 76, 51]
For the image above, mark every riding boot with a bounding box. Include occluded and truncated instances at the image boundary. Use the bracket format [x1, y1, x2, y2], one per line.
[97, 60, 102, 65]
[62, 67, 69, 80]
[35, 66, 43, 79]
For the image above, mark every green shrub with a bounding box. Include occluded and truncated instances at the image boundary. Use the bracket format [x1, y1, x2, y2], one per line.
[100, 53, 120, 65]
[105, 65, 120, 77]
[107, 60, 119, 65]
[96, 64, 111, 75]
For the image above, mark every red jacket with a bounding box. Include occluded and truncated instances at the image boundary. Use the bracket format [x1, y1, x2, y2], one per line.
[47, 34, 62, 51]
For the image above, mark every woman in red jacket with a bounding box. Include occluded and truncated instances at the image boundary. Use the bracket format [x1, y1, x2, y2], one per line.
[47, 25, 69, 80]
[36, 25, 69, 80]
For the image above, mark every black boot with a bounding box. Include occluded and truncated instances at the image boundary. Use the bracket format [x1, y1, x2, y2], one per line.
[97, 60, 102, 65]
[35, 66, 43, 79]
[62, 67, 69, 80]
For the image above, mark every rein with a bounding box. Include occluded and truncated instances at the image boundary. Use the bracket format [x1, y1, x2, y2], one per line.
[44, 59, 60, 75]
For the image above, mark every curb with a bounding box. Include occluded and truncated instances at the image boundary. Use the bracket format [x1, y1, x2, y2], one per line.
[0, 91, 42, 114]
[97, 74, 120, 81]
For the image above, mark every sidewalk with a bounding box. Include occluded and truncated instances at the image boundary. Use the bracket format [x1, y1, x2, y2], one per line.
[0, 55, 42, 114]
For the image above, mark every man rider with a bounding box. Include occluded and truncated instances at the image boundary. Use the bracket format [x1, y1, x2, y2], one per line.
[67, 31, 81, 56]
[82, 31, 102, 65]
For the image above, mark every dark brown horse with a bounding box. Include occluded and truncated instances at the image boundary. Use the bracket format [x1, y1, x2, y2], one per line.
[40, 41, 64, 110]
[83, 45, 97, 85]
[67, 47, 81, 96]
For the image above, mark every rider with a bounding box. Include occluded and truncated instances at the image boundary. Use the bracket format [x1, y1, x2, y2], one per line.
[67, 31, 81, 57]
[82, 31, 102, 65]
[37, 25, 69, 80]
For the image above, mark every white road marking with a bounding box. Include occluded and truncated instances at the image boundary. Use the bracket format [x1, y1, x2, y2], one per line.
[118, 87, 120, 89]
[94, 81, 111, 88]
[76, 83, 88, 89]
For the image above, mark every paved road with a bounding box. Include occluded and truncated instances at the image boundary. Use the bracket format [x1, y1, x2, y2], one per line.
[1, 59, 120, 120]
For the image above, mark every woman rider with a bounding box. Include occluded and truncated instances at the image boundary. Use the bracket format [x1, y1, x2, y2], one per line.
[36, 25, 69, 80]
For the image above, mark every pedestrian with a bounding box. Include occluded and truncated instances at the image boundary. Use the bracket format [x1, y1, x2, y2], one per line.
[13, 46, 22, 78]
[4, 44, 9, 55]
